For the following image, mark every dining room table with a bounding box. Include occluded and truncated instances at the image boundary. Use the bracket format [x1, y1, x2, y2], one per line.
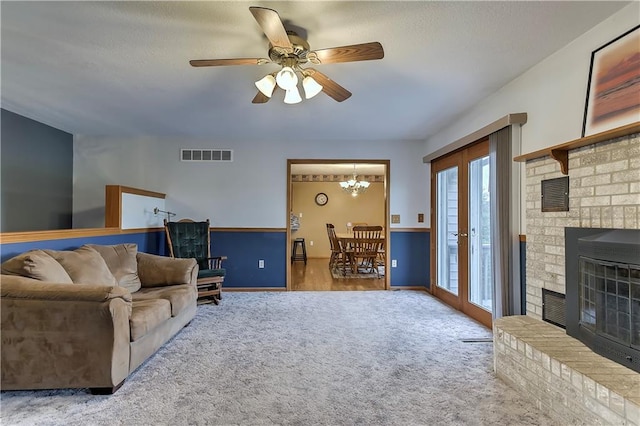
[335, 232, 385, 275]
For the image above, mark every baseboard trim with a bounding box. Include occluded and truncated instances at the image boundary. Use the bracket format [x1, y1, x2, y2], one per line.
[224, 287, 427, 292]
[224, 287, 286, 292]
[390, 286, 428, 291]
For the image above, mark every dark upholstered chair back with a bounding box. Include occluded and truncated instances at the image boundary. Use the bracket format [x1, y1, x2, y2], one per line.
[164, 219, 211, 271]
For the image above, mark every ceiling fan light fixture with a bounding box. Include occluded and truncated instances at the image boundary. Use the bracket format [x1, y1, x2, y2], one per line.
[255, 74, 276, 97]
[284, 87, 302, 104]
[302, 76, 323, 99]
[276, 66, 298, 90]
[190, 7, 384, 105]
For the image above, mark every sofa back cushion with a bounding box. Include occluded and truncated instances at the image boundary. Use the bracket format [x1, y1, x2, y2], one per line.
[136, 252, 197, 287]
[87, 244, 142, 293]
[1, 250, 73, 283]
[44, 246, 117, 286]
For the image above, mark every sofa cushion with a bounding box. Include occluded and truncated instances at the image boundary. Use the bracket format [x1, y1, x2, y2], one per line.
[1, 250, 73, 283]
[132, 284, 196, 317]
[137, 252, 197, 287]
[45, 246, 117, 286]
[87, 244, 142, 293]
[130, 299, 171, 341]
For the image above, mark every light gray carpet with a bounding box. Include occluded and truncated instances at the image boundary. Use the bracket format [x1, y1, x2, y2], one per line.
[1, 291, 558, 425]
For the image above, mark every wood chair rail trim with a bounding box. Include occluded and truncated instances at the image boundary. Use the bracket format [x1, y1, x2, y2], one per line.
[0, 226, 426, 245]
[0, 227, 163, 244]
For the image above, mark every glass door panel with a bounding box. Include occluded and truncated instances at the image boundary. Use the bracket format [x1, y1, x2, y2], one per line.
[436, 166, 459, 296]
[431, 139, 493, 328]
[468, 155, 492, 312]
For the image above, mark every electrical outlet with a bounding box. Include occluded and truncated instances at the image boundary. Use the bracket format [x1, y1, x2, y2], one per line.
[310, 240, 314, 246]
[391, 214, 400, 224]
[391, 259, 397, 268]
[299, 212, 303, 218]
[258, 259, 265, 269]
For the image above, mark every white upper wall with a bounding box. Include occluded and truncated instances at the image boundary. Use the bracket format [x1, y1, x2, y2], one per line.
[422, 3, 639, 233]
[424, 3, 638, 154]
[73, 136, 428, 229]
[74, 4, 637, 231]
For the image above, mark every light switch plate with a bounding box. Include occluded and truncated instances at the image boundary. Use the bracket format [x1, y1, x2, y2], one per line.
[418, 213, 424, 223]
[391, 214, 400, 224]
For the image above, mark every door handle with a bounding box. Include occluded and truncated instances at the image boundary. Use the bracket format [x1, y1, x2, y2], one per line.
[459, 233, 468, 237]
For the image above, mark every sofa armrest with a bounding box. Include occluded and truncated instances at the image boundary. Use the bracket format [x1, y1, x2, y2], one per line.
[1, 274, 131, 302]
[136, 252, 198, 288]
[0, 275, 132, 390]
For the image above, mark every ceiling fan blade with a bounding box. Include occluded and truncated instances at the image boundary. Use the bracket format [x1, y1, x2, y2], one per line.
[190, 58, 264, 67]
[306, 69, 352, 102]
[249, 7, 293, 50]
[312, 42, 384, 64]
[252, 91, 271, 104]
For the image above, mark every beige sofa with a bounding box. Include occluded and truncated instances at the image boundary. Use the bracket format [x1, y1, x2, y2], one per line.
[0, 243, 198, 394]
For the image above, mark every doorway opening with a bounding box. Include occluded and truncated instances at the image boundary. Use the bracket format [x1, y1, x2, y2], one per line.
[286, 159, 390, 291]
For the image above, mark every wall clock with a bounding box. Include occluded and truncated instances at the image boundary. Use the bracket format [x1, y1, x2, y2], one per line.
[315, 192, 328, 206]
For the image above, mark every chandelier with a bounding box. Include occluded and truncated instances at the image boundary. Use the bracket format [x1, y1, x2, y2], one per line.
[255, 58, 323, 105]
[339, 165, 370, 197]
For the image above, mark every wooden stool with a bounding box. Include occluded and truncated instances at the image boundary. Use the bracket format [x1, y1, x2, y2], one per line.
[291, 238, 307, 264]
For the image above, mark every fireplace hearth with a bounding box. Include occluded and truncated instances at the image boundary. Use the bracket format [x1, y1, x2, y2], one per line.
[565, 227, 640, 373]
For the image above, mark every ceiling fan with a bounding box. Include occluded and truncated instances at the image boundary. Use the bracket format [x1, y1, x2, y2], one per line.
[189, 6, 384, 104]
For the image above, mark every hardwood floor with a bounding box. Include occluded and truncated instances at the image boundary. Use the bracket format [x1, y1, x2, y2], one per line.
[291, 258, 385, 291]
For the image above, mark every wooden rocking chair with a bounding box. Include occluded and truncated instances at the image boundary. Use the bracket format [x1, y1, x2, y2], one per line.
[164, 219, 226, 304]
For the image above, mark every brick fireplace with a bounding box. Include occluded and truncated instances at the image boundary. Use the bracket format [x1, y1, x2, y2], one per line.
[525, 133, 639, 318]
[494, 130, 640, 425]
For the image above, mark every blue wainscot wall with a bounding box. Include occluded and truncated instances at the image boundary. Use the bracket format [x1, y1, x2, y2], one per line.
[211, 231, 287, 289]
[0, 229, 430, 290]
[389, 230, 430, 289]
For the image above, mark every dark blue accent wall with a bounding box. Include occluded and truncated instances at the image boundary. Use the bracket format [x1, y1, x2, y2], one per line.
[211, 231, 287, 288]
[389, 231, 430, 288]
[1, 109, 73, 232]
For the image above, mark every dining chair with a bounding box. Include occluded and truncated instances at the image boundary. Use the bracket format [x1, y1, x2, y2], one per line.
[326, 223, 352, 276]
[352, 225, 381, 240]
[351, 225, 383, 276]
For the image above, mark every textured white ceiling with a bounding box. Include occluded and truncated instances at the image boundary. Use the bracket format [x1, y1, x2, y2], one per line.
[1, 1, 629, 143]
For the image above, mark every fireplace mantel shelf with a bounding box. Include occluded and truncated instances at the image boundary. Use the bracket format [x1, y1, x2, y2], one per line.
[513, 122, 640, 175]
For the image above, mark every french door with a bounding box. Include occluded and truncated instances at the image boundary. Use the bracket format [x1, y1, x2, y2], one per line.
[430, 139, 493, 328]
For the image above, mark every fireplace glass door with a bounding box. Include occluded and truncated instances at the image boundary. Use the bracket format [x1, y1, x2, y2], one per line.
[579, 257, 640, 349]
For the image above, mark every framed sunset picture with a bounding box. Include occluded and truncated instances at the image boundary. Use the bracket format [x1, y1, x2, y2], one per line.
[582, 25, 640, 137]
